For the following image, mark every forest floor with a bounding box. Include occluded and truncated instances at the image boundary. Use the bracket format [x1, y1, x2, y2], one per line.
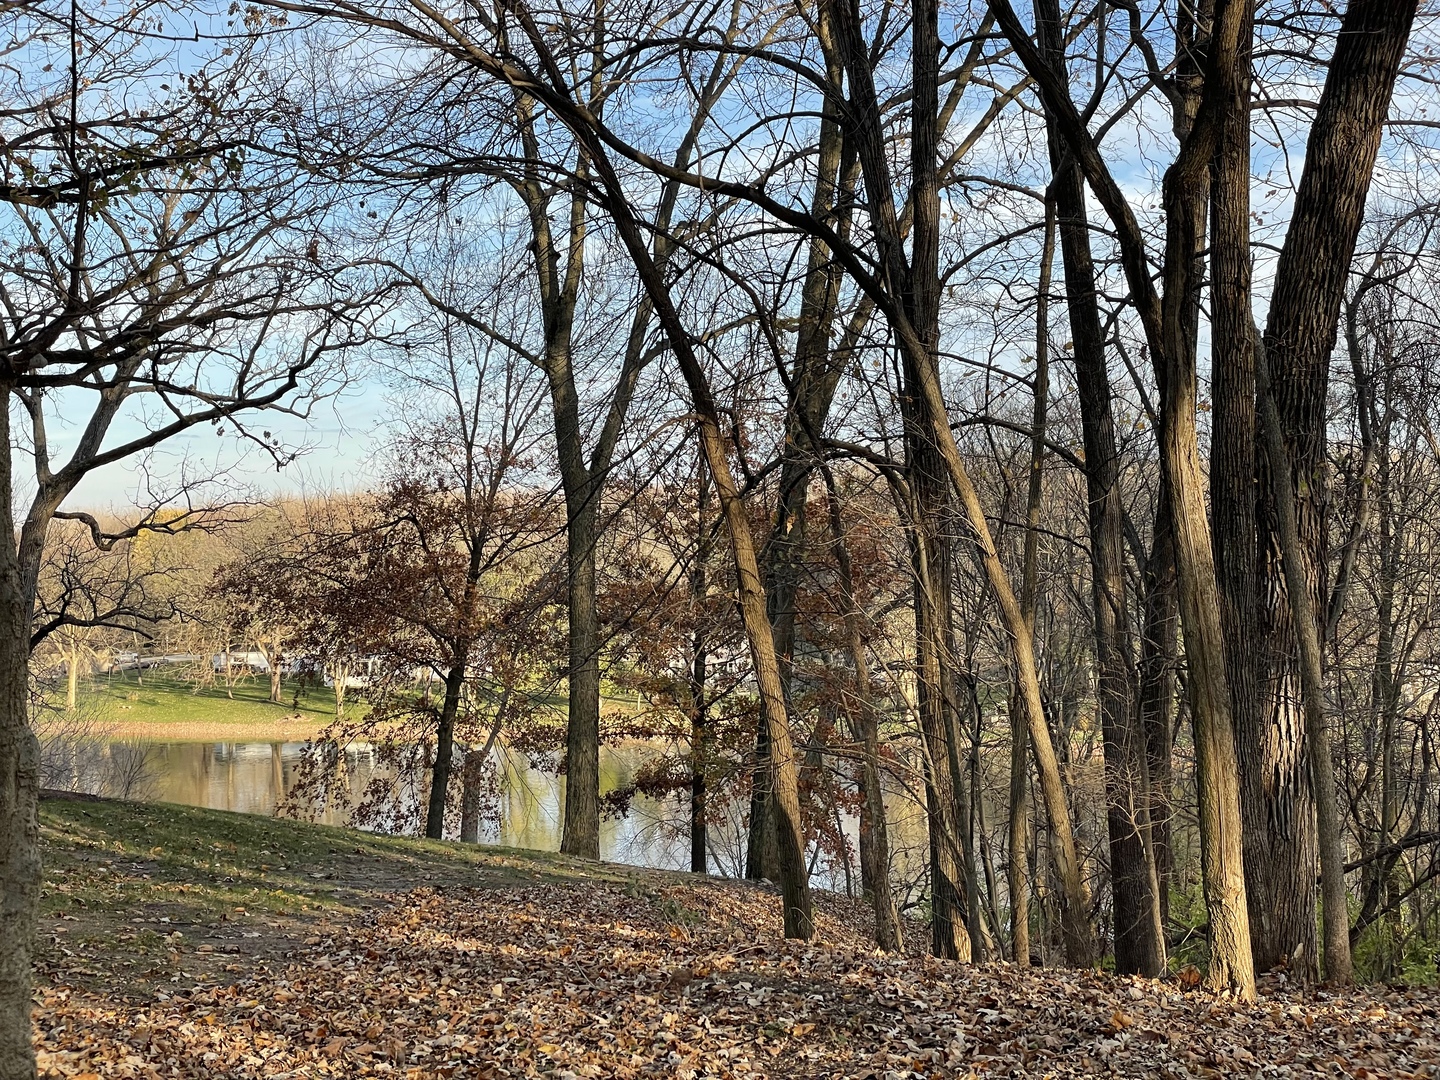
[33, 795, 1440, 1079]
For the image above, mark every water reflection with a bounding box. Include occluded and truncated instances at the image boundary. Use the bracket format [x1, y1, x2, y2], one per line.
[43, 739, 872, 884]
[43, 734, 945, 899]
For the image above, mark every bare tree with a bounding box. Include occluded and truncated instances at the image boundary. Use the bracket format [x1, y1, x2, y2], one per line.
[0, 7, 393, 1070]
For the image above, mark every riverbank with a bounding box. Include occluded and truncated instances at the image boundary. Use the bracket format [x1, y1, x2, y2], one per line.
[33, 796, 1440, 1078]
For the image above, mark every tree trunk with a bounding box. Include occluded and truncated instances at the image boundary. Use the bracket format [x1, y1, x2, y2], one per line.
[551, 114, 814, 936]
[985, 0, 1256, 995]
[1205, 0, 1290, 979]
[332, 664, 348, 721]
[1159, 152, 1257, 995]
[908, 488, 973, 961]
[1007, 716, 1031, 964]
[825, 0, 1095, 966]
[461, 709, 506, 844]
[1254, 331, 1353, 983]
[1036, 0, 1163, 970]
[690, 456, 712, 875]
[1248, 0, 1417, 978]
[1138, 487, 1179, 926]
[65, 644, 79, 711]
[269, 632, 283, 704]
[425, 662, 466, 840]
[560, 497, 602, 859]
[460, 749, 484, 844]
[748, 38, 850, 881]
[826, 474, 903, 951]
[0, 396, 40, 1080]
[1010, 191, 1060, 968]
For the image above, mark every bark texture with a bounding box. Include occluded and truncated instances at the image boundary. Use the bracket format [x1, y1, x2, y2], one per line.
[986, 0, 1255, 993]
[1245, 0, 1418, 975]
[0, 396, 40, 1080]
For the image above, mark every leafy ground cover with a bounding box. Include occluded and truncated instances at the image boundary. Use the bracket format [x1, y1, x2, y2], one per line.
[34, 796, 1440, 1078]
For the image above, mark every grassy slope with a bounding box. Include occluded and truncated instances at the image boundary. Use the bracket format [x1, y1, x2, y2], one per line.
[37, 795, 642, 995]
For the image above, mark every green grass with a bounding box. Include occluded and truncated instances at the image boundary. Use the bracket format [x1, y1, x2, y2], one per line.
[37, 795, 649, 993]
[48, 671, 354, 741]
[50, 671, 650, 743]
[40, 796, 626, 922]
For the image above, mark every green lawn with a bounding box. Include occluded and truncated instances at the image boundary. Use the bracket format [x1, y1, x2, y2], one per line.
[45, 669, 653, 743]
[49, 670, 353, 741]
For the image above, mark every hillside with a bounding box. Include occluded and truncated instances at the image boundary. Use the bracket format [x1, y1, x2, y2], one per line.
[33, 796, 1440, 1078]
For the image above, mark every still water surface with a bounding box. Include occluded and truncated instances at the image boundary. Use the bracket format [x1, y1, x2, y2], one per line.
[56, 740, 842, 881]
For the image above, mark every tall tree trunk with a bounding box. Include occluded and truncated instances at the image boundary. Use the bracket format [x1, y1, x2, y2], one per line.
[1138, 486, 1179, 925]
[986, 0, 1256, 994]
[690, 458, 712, 875]
[1158, 155, 1256, 997]
[0, 398, 40, 1080]
[1010, 193, 1060, 968]
[826, 0, 1095, 966]
[1037, 0, 1162, 974]
[1254, 332, 1353, 983]
[748, 30, 851, 881]
[1205, 0, 1286, 978]
[425, 660, 466, 840]
[522, 86, 816, 932]
[1248, 0, 1417, 978]
[560, 495, 602, 859]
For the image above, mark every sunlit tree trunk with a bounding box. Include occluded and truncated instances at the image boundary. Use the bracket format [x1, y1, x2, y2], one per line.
[0, 399, 40, 1080]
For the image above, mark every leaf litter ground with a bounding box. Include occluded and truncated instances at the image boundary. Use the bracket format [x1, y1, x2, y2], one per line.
[33, 796, 1440, 1078]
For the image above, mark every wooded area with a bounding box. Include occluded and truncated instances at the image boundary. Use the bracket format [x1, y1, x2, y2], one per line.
[5, 0, 1440, 1074]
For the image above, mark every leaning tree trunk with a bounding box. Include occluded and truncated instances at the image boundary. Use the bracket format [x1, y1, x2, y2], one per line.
[0, 397, 40, 1080]
[747, 64, 850, 882]
[551, 116, 815, 935]
[827, 0, 1096, 966]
